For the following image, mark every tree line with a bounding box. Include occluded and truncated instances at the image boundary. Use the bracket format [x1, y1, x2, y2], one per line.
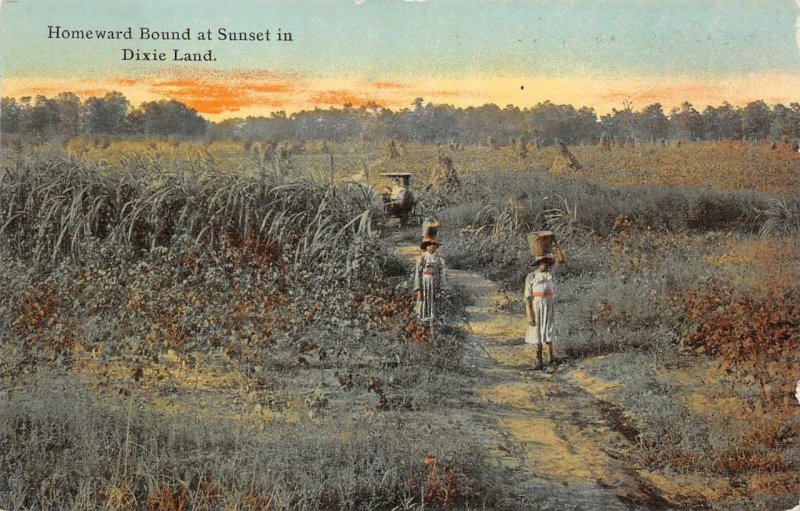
[1, 92, 208, 140]
[2, 91, 799, 145]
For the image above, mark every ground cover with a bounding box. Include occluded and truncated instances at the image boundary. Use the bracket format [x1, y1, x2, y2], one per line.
[1, 139, 798, 510]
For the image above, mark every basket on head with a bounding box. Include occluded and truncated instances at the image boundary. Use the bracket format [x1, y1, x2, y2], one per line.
[528, 231, 555, 257]
[528, 231, 566, 264]
[422, 218, 439, 240]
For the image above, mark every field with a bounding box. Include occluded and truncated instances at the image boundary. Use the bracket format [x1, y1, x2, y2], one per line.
[1, 138, 799, 510]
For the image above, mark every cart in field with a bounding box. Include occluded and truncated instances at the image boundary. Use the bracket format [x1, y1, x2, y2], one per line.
[380, 172, 416, 227]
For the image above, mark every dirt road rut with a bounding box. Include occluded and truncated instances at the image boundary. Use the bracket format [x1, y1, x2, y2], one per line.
[452, 267, 672, 510]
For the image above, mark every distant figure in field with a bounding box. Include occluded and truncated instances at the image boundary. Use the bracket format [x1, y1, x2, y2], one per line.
[381, 173, 414, 227]
[389, 177, 407, 202]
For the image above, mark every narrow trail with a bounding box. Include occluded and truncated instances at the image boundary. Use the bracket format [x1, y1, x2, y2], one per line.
[395, 240, 673, 510]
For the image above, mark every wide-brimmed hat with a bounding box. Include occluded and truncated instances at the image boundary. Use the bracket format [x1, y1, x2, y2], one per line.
[420, 236, 441, 250]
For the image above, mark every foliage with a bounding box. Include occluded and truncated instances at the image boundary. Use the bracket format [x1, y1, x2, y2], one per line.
[677, 283, 800, 407]
[6, 90, 800, 146]
[758, 197, 800, 238]
[0, 154, 378, 284]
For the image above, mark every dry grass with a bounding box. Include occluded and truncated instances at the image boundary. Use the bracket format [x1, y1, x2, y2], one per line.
[436, 145, 800, 503]
[3, 138, 799, 509]
[0, 148, 493, 510]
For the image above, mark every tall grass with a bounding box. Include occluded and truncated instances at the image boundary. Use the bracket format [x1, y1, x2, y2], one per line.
[1, 154, 378, 284]
[441, 170, 768, 237]
[758, 197, 800, 238]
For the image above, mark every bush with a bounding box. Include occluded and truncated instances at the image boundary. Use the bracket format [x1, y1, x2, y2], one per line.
[759, 197, 800, 238]
[678, 283, 800, 407]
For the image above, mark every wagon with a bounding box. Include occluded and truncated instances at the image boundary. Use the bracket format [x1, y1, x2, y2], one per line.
[379, 172, 417, 227]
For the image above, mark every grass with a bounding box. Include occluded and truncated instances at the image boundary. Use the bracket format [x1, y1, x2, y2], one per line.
[0, 150, 495, 510]
[758, 196, 800, 238]
[586, 352, 798, 479]
[434, 146, 800, 497]
[0, 153, 380, 273]
[1, 373, 492, 511]
[2, 138, 799, 509]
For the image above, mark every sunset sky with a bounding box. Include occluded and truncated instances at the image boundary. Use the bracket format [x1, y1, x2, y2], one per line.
[2, 0, 800, 120]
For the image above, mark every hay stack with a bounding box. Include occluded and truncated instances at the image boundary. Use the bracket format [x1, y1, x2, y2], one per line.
[555, 141, 582, 171]
[598, 132, 612, 151]
[387, 139, 400, 159]
[431, 154, 461, 193]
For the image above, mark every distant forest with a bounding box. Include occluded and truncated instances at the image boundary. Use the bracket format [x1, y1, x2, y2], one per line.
[3, 92, 799, 145]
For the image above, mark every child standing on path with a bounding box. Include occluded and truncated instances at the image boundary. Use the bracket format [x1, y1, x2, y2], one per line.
[525, 255, 556, 370]
[414, 220, 445, 324]
[415, 238, 445, 323]
[525, 231, 563, 371]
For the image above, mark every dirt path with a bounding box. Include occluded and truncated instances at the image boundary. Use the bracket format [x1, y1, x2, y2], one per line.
[396, 241, 673, 510]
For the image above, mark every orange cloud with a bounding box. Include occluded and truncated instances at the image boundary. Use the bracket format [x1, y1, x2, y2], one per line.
[310, 90, 385, 108]
[113, 78, 139, 86]
[422, 89, 467, 98]
[149, 78, 293, 114]
[370, 81, 407, 90]
[601, 82, 719, 106]
[26, 87, 110, 98]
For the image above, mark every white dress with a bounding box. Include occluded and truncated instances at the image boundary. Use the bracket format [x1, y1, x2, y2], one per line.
[524, 269, 556, 345]
[414, 252, 445, 322]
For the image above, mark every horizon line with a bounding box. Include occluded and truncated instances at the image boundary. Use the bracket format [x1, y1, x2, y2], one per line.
[4, 72, 800, 121]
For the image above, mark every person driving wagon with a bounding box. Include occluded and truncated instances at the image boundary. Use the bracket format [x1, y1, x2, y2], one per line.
[380, 173, 415, 227]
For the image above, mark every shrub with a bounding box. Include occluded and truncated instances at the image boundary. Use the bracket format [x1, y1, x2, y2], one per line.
[677, 283, 800, 407]
[758, 197, 800, 238]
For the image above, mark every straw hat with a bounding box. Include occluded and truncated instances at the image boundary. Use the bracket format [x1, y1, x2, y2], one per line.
[420, 236, 441, 250]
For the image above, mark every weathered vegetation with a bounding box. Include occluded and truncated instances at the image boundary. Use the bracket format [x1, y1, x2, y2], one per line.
[1, 135, 799, 510]
[0, 149, 492, 510]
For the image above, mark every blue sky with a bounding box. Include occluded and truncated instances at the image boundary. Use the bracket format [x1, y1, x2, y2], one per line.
[2, 0, 799, 117]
